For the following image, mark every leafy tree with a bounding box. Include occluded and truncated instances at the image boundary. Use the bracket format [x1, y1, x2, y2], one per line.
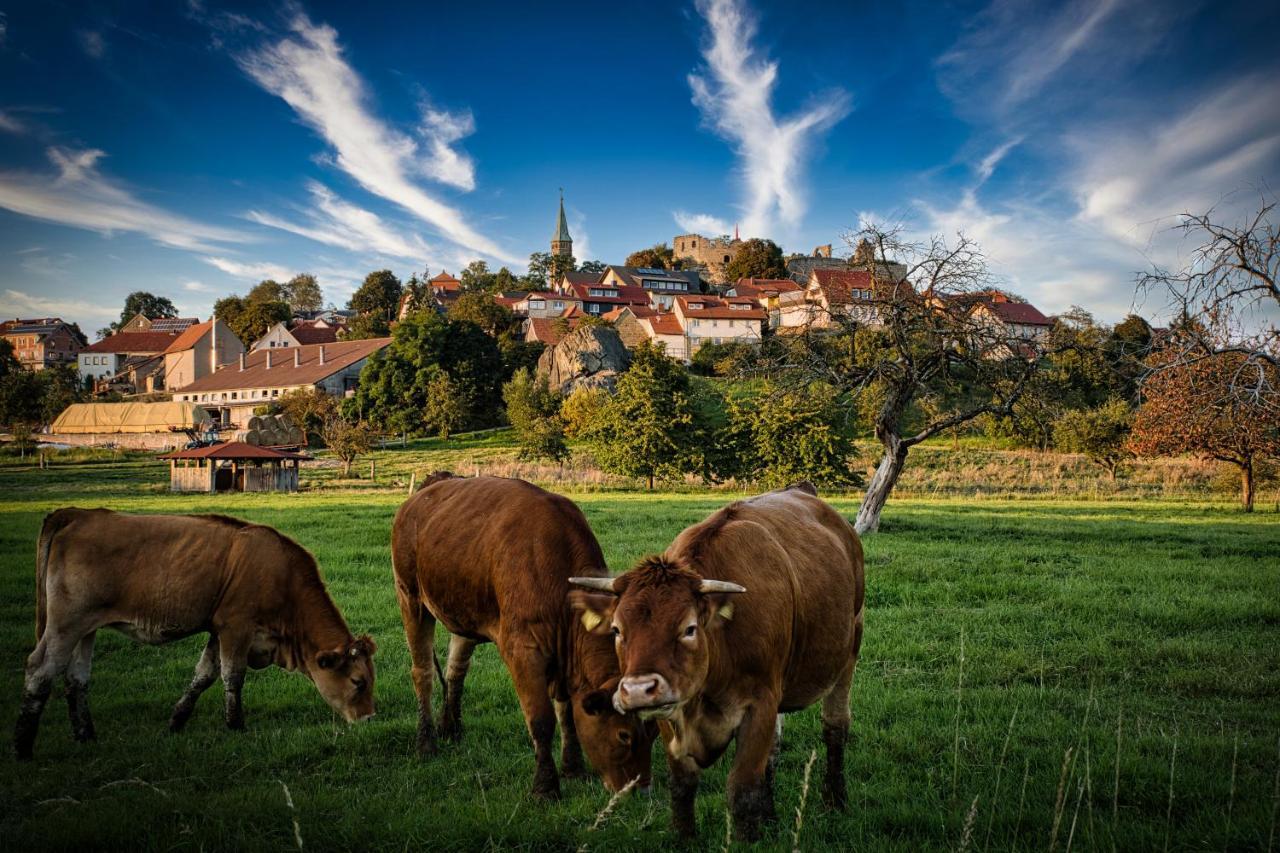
[279, 387, 338, 445]
[500, 337, 544, 378]
[343, 312, 392, 340]
[523, 252, 575, 289]
[1106, 314, 1154, 400]
[247, 279, 286, 304]
[286, 274, 323, 313]
[350, 311, 504, 437]
[589, 342, 698, 489]
[1128, 351, 1279, 511]
[1054, 398, 1133, 480]
[691, 341, 756, 377]
[118, 291, 177, 327]
[579, 260, 607, 274]
[725, 382, 860, 488]
[0, 339, 20, 378]
[460, 260, 495, 292]
[626, 243, 678, 270]
[724, 238, 787, 281]
[400, 273, 431, 316]
[322, 414, 374, 477]
[422, 368, 469, 439]
[213, 295, 290, 346]
[451, 292, 519, 338]
[348, 270, 403, 320]
[0, 363, 83, 430]
[560, 386, 609, 440]
[503, 368, 568, 462]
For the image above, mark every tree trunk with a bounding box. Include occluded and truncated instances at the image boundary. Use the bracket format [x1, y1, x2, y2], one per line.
[1241, 459, 1254, 512]
[855, 436, 908, 535]
[647, 473, 655, 491]
[342, 457, 352, 477]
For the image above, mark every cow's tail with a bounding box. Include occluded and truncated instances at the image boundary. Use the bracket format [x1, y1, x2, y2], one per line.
[35, 510, 72, 641]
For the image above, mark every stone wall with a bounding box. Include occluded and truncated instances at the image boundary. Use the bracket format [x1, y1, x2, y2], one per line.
[673, 233, 742, 284]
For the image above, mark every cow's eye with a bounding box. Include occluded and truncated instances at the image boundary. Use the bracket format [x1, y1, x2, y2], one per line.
[683, 625, 697, 639]
[352, 677, 367, 693]
[611, 625, 621, 638]
[618, 730, 632, 746]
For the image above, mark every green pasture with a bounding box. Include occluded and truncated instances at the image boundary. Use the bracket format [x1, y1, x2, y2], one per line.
[0, 454, 1277, 850]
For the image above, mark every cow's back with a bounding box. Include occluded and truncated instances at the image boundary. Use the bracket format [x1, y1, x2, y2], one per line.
[669, 488, 864, 710]
[42, 509, 254, 640]
[391, 476, 606, 642]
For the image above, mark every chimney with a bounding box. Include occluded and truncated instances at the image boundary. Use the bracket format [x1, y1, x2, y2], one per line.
[210, 319, 218, 373]
[239, 352, 246, 371]
[294, 348, 300, 367]
[318, 345, 326, 366]
[265, 350, 272, 369]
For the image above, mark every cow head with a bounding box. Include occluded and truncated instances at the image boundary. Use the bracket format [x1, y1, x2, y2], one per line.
[312, 635, 377, 722]
[571, 677, 657, 792]
[569, 558, 744, 721]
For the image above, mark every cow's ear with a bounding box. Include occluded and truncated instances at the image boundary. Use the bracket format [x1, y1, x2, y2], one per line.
[582, 679, 619, 716]
[316, 650, 342, 670]
[699, 593, 737, 627]
[568, 590, 617, 636]
[352, 635, 377, 657]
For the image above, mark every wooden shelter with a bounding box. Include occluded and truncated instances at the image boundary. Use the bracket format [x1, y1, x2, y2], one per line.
[157, 442, 310, 493]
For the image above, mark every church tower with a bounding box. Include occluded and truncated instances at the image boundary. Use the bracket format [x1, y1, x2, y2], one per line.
[551, 191, 573, 260]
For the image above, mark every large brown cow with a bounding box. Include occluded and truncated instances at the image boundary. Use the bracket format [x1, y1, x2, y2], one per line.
[14, 508, 377, 759]
[391, 474, 654, 797]
[569, 483, 864, 840]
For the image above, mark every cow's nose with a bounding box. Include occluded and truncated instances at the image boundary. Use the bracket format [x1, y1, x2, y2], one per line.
[616, 674, 671, 709]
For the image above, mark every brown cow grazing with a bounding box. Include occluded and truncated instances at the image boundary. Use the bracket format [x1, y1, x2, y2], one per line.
[391, 473, 654, 797]
[14, 508, 376, 760]
[569, 483, 864, 840]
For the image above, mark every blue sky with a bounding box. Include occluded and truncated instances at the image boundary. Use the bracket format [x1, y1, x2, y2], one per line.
[0, 0, 1277, 332]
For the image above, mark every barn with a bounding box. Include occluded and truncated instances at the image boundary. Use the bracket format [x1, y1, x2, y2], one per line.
[157, 442, 310, 493]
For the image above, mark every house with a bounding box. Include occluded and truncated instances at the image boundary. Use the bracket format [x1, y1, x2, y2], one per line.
[778, 269, 888, 329]
[564, 280, 650, 315]
[172, 337, 391, 426]
[158, 441, 310, 493]
[966, 291, 1053, 342]
[116, 313, 199, 335]
[0, 317, 85, 370]
[602, 305, 659, 348]
[638, 312, 689, 360]
[163, 318, 247, 392]
[515, 291, 582, 319]
[555, 270, 604, 293]
[600, 266, 701, 309]
[785, 245, 854, 284]
[726, 278, 802, 327]
[251, 318, 344, 351]
[78, 330, 180, 387]
[525, 316, 580, 345]
[671, 296, 767, 357]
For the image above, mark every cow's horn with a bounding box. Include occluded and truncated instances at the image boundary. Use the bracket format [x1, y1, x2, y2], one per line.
[569, 576, 619, 593]
[698, 579, 746, 594]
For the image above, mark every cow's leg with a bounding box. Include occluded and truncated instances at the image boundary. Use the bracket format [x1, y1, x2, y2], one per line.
[765, 714, 784, 814]
[501, 643, 560, 799]
[668, 752, 701, 838]
[169, 634, 220, 732]
[821, 625, 860, 810]
[14, 632, 77, 759]
[555, 698, 585, 778]
[438, 634, 476, 743]
[727, 701, 780, 842]
[65, 630, 96, 743]
[217, 632, 251, 731]
[396, 585, 439, 756]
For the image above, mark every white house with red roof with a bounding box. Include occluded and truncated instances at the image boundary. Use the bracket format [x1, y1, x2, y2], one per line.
[78, 330, 180, 385]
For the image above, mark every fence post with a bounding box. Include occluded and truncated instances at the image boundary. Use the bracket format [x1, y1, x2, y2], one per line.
[408, 472, 416, 493]
[370, 459, 376, 482]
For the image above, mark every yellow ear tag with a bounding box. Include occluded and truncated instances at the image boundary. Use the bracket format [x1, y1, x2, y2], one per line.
[581, 610, 603, 632]
[717, 602, 734, 621]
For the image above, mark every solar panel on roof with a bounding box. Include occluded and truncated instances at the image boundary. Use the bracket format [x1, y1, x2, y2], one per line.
[636, 267, 666, 275]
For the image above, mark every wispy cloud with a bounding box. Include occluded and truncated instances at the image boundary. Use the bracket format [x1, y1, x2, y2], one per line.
[0, 288, 117, 327]
[183, 280, 211, 292]
[235, 11, 512, 261]
[674, 210, 733, 237]
[0, 110, 26, 135]
[0, 146, 247, 251]
[202, 256, 293, 282]
[688, 0, 850, 238]
[566, 207, 592, 264]
[247, 180, 431, 261]
[78, 30, 107, 60]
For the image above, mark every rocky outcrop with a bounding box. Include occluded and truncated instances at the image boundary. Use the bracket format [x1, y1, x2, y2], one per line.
[537, 325, 631, 395]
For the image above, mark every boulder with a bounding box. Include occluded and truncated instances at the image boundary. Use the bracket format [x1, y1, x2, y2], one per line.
[537, 325, 632, 395]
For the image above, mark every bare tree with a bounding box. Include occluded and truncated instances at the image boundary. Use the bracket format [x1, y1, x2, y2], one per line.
[1136, 192, 1279, 409]
[763, 224, 1051, 534]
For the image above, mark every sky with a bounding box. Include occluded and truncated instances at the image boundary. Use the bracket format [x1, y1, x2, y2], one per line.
[0, 0, 1277, 334]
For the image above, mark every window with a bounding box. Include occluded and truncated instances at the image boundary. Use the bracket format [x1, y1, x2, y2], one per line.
[692, 240, 697, 248]
[272, 389, 279, 397]
[261, 390, 268, 397]
[231, 392, 237, 400]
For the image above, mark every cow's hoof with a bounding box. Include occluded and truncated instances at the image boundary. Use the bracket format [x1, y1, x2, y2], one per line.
[436, 720, 463, 743]
[531, 772, 561, 800]
[225, 719, 246, 732]
[73, 726, 96, 743]
[560, 762, 586, 780]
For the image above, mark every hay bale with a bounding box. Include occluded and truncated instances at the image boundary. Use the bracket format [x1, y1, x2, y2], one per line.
[247, 416, 263, 430]
[243, 429, 262, 445]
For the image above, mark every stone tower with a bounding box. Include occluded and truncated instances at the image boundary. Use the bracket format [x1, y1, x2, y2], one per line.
[551, 191, 572, 259]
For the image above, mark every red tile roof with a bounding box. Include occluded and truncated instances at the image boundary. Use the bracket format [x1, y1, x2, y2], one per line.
[733, 278, 801, 297]
[676, 296, 767, 320]
[158, 441, 311, 460]
[645, 314, 684, 336]
[568, 282, 651, 305]
[289, 323, 341, 345]
[82, 331, 178, 354]
[173, 338, 391, 392]
[527, 317, 578, 344]
[163, 320, 213, 354]
[982, 300, 1051, 326]
[810, 269, 877, 304]
[430, 272, 461, 291]
[561, 271, 603, 286]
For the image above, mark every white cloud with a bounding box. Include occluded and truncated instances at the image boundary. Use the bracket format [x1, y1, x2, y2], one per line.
[0, 288, 116, 328]
[688, 0, 851, 238]
[418, 105, 476, 191]
[566, 207, 593, 264]
[0, 146, 247, 252]
[202, 256, 293, 282]
[247, 180, 431, 261]
[0, 111, 26, 135]
[236, 11, 512, 261]
[78, 30, 106, 60]
[183, 280, 211, 292]
[18, 250, 75, 278]
[674, 210, 733, 237]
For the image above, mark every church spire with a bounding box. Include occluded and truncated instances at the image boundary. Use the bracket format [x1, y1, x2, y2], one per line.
[551, 189, 572, 259]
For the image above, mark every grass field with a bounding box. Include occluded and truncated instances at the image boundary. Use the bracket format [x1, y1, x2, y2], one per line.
[1, 454, 1278, 851]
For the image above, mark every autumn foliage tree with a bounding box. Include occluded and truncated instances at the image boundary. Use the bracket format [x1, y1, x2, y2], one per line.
[1127, 352, 1280, 510]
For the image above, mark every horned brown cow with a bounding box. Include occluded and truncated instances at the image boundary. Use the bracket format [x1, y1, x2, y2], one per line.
[14, 508, 376, 760]
[570, 483, 864, 840]
[391, 473, 654, 797]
